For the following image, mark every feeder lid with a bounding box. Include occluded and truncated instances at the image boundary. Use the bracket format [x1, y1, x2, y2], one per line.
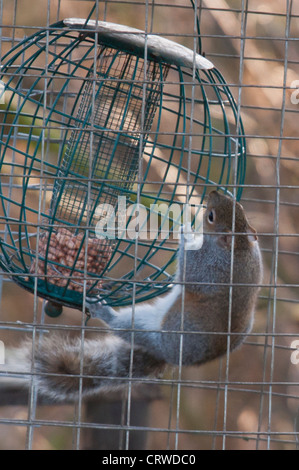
[63, 18, 214, 70]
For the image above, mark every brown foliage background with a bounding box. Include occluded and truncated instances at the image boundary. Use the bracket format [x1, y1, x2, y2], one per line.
[0, 0, 298, 450]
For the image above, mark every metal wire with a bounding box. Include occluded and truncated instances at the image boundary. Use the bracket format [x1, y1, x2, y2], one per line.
[0, 0, 298, 451]
[0, 15, 245, 310]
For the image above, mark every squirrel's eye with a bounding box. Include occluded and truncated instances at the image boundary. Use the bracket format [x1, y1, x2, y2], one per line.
[208, 210, 215, 224]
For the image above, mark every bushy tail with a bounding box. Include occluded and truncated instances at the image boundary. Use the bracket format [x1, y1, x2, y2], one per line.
[0, 334, 166, 402]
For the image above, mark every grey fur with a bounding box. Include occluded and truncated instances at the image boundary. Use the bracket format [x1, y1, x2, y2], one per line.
[1, 191, 262, 401]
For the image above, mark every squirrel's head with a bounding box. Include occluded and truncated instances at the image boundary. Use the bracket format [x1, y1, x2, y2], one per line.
[204, 191, 258, 250]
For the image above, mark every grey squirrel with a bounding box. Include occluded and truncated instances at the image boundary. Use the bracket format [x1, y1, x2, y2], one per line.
[1, 191, 262, 402]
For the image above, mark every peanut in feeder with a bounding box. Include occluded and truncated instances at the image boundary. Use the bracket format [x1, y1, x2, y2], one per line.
[0, 18, 246, 315]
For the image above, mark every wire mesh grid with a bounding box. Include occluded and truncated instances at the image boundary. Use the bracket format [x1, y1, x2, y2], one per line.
[0, 0, 298, 451]
[0, 13, 246, 311]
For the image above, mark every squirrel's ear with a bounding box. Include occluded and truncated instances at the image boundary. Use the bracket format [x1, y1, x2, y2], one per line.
[217, 233, 232, 249]
[247, 224, 258, 242]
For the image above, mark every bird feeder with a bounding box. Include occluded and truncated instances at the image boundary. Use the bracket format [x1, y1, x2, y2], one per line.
[0, 18, 246, 314]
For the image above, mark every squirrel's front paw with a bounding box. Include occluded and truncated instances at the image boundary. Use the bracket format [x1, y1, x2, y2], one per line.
[86, 300, 114, 323]
[180, 223, 194, 242]
[180, 223, 203, 251]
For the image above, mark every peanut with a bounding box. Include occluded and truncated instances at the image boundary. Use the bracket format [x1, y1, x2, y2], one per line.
[29, 228, 112, 293]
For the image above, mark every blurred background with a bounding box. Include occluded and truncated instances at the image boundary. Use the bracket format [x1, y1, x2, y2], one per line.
[0, 0, 298, 450]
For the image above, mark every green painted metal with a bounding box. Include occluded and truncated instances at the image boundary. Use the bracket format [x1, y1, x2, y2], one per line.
[0, 19, 246, 310]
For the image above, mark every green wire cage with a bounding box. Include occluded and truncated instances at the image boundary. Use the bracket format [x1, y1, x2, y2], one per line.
[0, 17, 246, 313]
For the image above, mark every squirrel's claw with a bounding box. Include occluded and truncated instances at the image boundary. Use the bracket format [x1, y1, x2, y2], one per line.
[180, 223, 194, 242]
[86, 300, 114, 323]
[180, 223, 203, 251]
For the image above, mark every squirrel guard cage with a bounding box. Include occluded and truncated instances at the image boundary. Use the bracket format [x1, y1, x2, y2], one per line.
[0, 18, 246, 313]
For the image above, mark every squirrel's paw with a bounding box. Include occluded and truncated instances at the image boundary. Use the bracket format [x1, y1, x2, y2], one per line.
[180, 223, 194, 242]
[86, 300, 114, 323]
[180, 223, 203, 251]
